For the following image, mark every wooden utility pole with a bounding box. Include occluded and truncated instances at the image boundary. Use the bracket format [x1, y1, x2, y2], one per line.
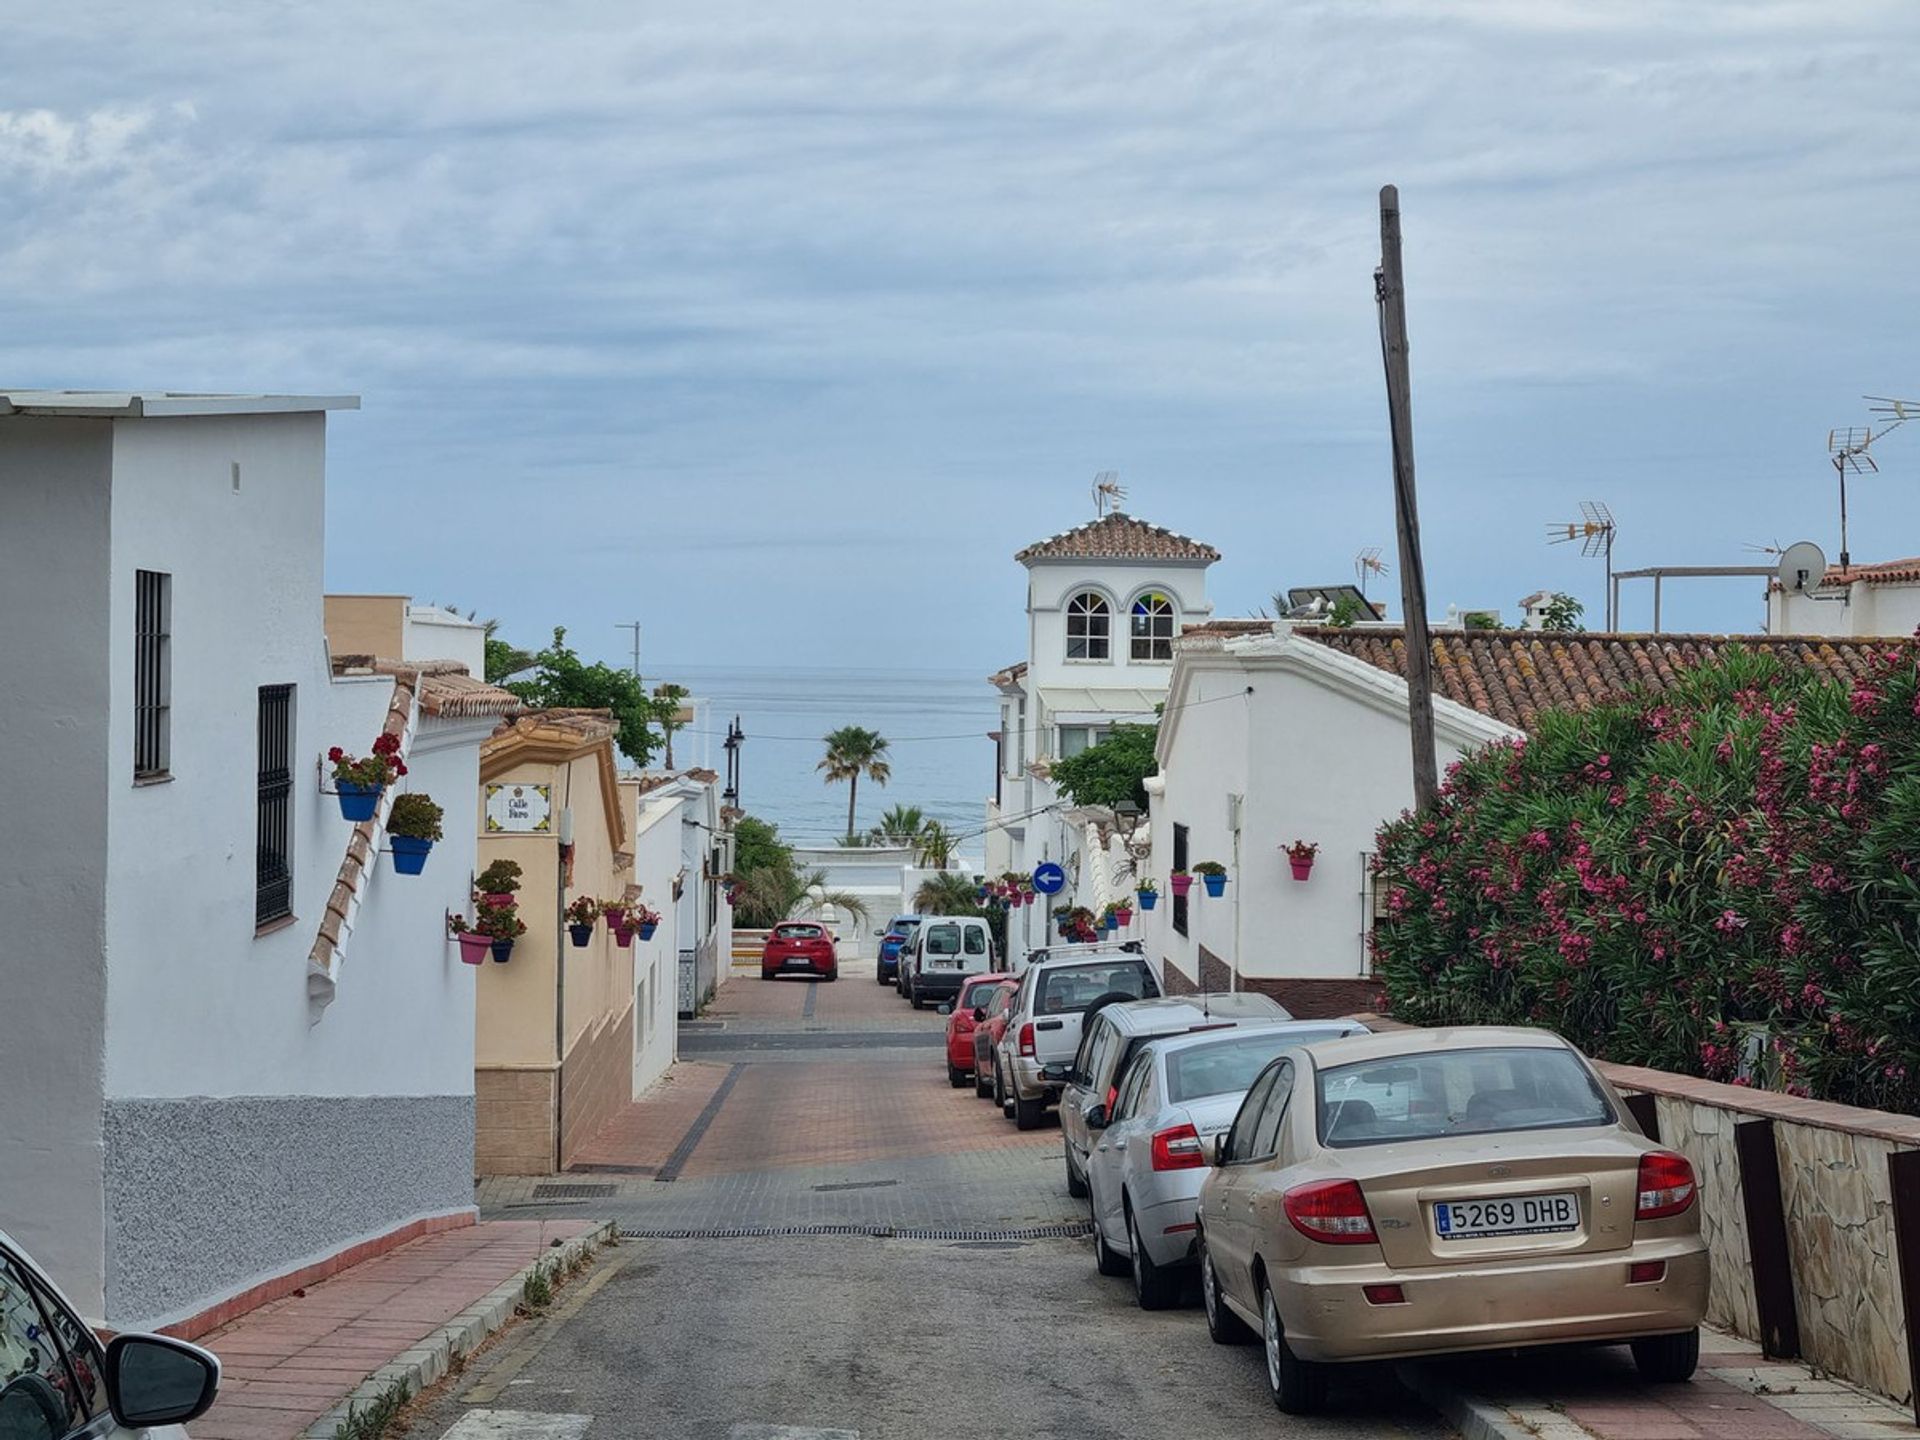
[1377, 185, 1440, 814]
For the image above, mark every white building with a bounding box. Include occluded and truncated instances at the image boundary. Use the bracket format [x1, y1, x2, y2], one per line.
[1768, 556, 1920, 637]
[986, 511, 1217, 955]
[0, 391, 520, 1330]
[631, 768, 734, 1028]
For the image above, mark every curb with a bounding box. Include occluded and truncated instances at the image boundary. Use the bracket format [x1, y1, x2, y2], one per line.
[1396, 1363, 1560, 1440]
[301, 1220, 616, 1439]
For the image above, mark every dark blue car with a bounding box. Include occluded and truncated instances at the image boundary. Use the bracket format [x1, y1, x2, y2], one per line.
[874, 915, 925, 985]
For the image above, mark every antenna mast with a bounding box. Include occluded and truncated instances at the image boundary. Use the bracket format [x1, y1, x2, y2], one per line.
[1092, 471, 1126, 516]
[1353, 546, 1389, 604]
[1547, 501, 1617, 628]
[1832, 397, 1919, 571]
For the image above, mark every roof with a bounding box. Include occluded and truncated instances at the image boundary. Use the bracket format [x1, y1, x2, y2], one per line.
[1149, 1016, 1370, 1057]
[1292, 1025, 1571, 1065]
[486, 708, 618, 751]
[989, 660, 1029, 689]
[1781, 555, 1920, 590]
[331, 657, 522, 719]
[1014, 511, 1219, 566]
[0, 390, 358, 417]
[1296, 626, 1906, 733]
[1183, 619, 1277, 640]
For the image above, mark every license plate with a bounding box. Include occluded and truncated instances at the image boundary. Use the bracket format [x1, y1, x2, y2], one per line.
[1433, 1192, 1579, 1240]
[785, 957, 812, 968]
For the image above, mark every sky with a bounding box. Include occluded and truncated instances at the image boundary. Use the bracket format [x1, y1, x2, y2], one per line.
[5, 1, 1919, 675]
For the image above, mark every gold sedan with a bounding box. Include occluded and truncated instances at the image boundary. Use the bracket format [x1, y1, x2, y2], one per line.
[1195, 1026, 1708, 1414]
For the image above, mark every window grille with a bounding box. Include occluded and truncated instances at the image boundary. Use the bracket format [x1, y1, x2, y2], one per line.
[134, 571, 171, 778]
[256, 685, 294, 926]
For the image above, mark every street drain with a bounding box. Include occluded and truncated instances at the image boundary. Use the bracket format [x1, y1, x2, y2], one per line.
[618, 1222, 1093, 1242]
[531, 1182, 618, 1200]
[811, 1180, 899, 1193]
[948, 1240, 1029, 1250]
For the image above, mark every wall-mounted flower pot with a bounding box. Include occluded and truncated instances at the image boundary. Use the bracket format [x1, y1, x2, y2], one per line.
[390, 835, 433, 875]
[483, 891, 515, 908]
[612, 925, 634, 948]
[1115, 907, 1133, 926]
[1289, 858, 1315, 882]
[1136, 891, 1158, 911]
[568, 923, 595, 948]
[489, 938, 515, 963]
[455, 932, 491, 966]
[1201, 873, 1227, 898]
[638, 921, 659, 941]
[336, 781, 383, 823]
[1102, 915, 1117, 931]
[1169, 875, 1194, 898]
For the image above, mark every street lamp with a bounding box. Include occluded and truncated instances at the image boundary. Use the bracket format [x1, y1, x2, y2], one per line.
[1112, 800, 1143, 842]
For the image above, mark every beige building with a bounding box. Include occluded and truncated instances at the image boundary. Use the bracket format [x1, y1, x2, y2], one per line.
[473, 709, 641, 1174]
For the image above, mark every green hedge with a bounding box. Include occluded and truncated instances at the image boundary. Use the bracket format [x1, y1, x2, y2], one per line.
[1370, 641, 1920, 1113]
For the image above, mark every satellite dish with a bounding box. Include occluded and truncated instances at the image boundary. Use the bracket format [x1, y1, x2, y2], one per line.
[1777, 541, 1827, 594]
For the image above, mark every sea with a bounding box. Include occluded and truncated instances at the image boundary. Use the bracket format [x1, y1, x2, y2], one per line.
[653, 665, 999, 862]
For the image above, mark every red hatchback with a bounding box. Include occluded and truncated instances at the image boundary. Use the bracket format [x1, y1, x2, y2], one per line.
[945, 972, 1014, 1087]
[761, 922, 839, 981]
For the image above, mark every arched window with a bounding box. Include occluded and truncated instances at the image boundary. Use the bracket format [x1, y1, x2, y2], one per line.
[1131, 591, 1175, 660]
[1066, 592, 1111, 660]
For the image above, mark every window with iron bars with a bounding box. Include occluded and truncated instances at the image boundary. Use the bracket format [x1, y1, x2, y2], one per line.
[134, 571, 171, 779]
[256, 685, 294, 927]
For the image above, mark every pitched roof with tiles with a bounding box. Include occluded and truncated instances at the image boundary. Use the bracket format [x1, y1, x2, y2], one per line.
[1183, 619, 1278, 640]
[330, 656, 524, 719]
[1014, 511, 1219, 565]
[989, 660, 1029, 688]
[1772, 555, 1920, 590]
[1296, 627, 1908, 733]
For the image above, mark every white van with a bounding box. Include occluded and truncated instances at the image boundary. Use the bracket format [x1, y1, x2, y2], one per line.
[899, 915, 997, 1010]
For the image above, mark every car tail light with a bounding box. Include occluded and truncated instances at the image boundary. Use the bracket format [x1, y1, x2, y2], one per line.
[1104, 1085, 1119, 1114]
[1018, 1022, 1036, 1057]
[1635, 1151, 1697, 1220]
[1150, 1123, 1205, 1172]
[1362, 1283, 1406, 1306]
[1283, 1179, 1378, 1245]
[1628, 1261, 1667, 1284]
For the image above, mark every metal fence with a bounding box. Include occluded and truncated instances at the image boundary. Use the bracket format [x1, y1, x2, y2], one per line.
[677, 935, 721, 1018]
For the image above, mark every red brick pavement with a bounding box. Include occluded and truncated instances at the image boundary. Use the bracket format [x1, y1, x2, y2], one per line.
[192, 1220, 592, 1440]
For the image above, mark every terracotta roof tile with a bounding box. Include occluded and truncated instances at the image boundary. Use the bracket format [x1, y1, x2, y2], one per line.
[989, 660, 1028, 687]
[1181, 619, 1276, 639]
[1772, 554, 1920, 590]
[1298, 627, 1908, 732]
[1015, 512, 1219, 565]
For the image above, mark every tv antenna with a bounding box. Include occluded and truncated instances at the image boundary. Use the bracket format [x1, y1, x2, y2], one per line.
[1547, 500, 1617, 628]
[1092, 471, 1126, 516]
[1826, 397, 1919, 570]
[1354, 546, 1389, 600]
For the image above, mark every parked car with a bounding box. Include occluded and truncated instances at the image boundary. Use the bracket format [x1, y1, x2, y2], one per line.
[942, 974, 1013, 1087]
[973, 977, 1021, 1099]
[873, 915, 924, 985]
[0, 1228, 222, 1439]
[899, 916, 996, 1010]
[759, 921, 838, 981]
[1082, 1020, 1368, 1308]
[1195, 1026, 1709, 1415]
[1059, 992, 1293, 1200]
[993, 948, 1160, 1129]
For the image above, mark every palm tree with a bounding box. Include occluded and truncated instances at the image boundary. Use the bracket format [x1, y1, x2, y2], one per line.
[915, 821, 958, 870]
[652, 682, 690, 768]
[790, 869, 870, 926]
[818, 726, 892, 842]
[869, 804, 929, 847]
[914, 871, 982, 914]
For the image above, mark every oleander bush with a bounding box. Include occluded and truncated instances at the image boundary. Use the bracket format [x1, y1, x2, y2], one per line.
[1370, 639, 1920, 1114]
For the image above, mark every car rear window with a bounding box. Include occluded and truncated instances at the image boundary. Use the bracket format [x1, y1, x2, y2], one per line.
[774, 924, 823, 939]
[960, 980, 1002, 1009]
[1316, 1046, 1613, 1148]
[925, 924, 961, 955]
[1166, 1029, 1352, 1103]
[892, 918, 922, 934]
[1034, 962, 1158, 1016]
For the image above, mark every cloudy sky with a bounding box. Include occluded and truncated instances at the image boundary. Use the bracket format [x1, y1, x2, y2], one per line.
[6, 1, 1918, 673]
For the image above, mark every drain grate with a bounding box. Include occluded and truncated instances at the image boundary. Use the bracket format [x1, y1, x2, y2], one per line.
[618, 1221, 1092, 1242]
[531, 1182, 618, 1200]
[811, 1179, 899, 1193]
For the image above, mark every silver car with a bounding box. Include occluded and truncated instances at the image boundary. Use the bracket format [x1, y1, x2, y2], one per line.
[1083, 1020, 1368, 1309]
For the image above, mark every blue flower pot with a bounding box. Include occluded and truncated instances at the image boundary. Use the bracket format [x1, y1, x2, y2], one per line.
[337, 781, 383, 822]
[638, 921, 659, 941]
[1103, 916, 1117, 931]
[389, 835, 432, 875]
[1202, 873, 1227, 897]
[490, 938, 515, 963]
[568, 923, 594, 948]
[1137, 891, 1158, 911]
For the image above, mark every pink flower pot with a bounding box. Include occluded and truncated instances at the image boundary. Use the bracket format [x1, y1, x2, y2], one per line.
[455, 931, 491, 966]
[1169, 875, 1194, 898]
[1289, 858, 1314, 882]
[612, 924, 635, 948]
[1115, 907, 1133, 926]
[483, 892, 515, 908]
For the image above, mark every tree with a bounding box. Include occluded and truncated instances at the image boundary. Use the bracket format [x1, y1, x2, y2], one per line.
[1326, 594, 1364, 628]
[914, 871, 982, 914]
[1539, 593, 1586, 633]
[869, 804, 929, 847]
[914, 821, 958, 870]
[437, 605, 534, 684]
[1047, 722, 1158, 811]
[730, 815, 803, 929]
[652, 682, 690, 768]
[504, 627, 674, 766]
[818, 726, 892, 841]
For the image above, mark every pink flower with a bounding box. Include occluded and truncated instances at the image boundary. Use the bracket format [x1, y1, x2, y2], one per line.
[1713, 909, 1748, 935]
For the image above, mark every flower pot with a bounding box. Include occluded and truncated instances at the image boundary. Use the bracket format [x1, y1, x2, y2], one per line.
[455, 931, 491, 966]
[1202, 873, 1227, 897]
[1289, 857, 1315, 882]
[1136, 891, 1158, 911]
[568, 923, 595, 948]
[1115, 907, 1133, 926]
[1102, 915, 1117, 931]
[389, 835, 432, 875]
[483, 891, 515, 909]
[336, 781, 383, 823]
[638, 921, 659, 941]
[1169, 875, 1194, 898]
[612, 925, 634, 948]
[489, 937, 515, 963]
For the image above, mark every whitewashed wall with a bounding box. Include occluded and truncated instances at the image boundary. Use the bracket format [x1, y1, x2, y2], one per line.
[631, 794, 683, 1094]
[1770, 581, 1920, 638]
[1023, 557, 1212, 697]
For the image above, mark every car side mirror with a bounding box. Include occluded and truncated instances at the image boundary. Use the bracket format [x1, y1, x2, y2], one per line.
[972, 1006, 987, 1023]
[1211, 1135, 1230, 1166]
[937, 1003, 953, 1015]
[1084, 1103, 1108, 1130]
[873, 929, 885, 938]
[106, 1334, 221, 1429]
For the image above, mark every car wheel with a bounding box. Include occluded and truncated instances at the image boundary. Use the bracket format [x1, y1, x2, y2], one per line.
[1128, 1206, 1182, 1311]
[1262, 1279, 1328, 1415]
[948, 1063, 971, 1088]
[876, 965, 889, 984]
[1014, 1090, 1045, 1131]
[995, 1063, 1014, 1118]
[975, 1061, 994, 1099]
[1200, 1236, 1253, 1345]
[1631, 1329, 1700, 1383]
[827, 967, 839, 982]
[1064, 1144, 1087, 1199]
[759, 970, 773, 981]
[1092, 1197, 1130, 1277]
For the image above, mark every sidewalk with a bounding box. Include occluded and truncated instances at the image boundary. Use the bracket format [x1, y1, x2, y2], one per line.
[192, 1219, 601, 1440]
[1406, 1325, 1916, 1440]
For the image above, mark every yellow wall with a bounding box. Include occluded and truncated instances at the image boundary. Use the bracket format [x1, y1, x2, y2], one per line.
[322, 593, 407, 658]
